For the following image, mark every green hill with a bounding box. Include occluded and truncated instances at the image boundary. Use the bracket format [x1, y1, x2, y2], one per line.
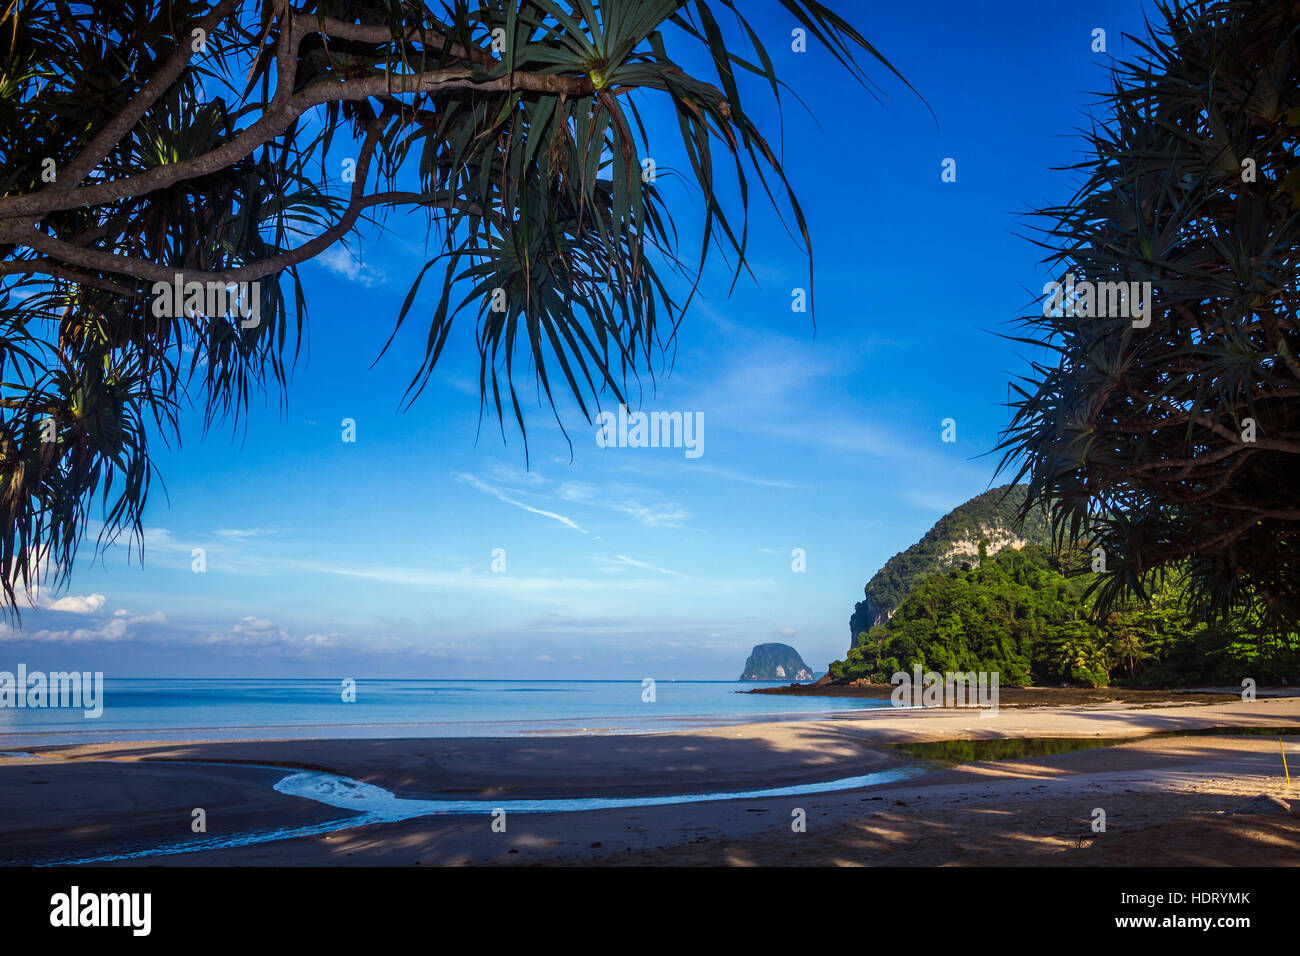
[829, 543, 1300, 687]
[848, 485, 1051, 647]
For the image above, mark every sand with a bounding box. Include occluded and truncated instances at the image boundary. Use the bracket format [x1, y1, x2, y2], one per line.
[1, 694, 1298, 865]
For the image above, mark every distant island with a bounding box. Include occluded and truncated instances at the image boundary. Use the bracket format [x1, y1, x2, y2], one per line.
[739, 643, 815, 681]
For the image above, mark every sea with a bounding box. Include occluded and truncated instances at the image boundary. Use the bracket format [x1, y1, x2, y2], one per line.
[0, 678, 891, 746]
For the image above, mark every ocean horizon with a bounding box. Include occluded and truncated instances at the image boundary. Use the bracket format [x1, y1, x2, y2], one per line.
[0, 678, 891, 746]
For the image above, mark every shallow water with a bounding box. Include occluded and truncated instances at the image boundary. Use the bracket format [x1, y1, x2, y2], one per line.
[891, 724, 1300, 763]
[19, 724, 1295, 865]
[272, 764, 927, 817]
[0, 678, 891, 746]
[12, 761, 926, 866]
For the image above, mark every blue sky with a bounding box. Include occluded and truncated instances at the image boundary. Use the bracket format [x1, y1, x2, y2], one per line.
[2, 0, 1152, 678]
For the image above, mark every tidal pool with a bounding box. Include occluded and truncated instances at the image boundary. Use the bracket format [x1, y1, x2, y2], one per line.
[890, 724, 1300, 763]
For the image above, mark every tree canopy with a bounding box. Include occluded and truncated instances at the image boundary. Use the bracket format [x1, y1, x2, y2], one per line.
[0, 0, 909, 611]
[849, 484, 1052, 644]
[996, 0, 1300, 629]
[832, 543, 1300, 688]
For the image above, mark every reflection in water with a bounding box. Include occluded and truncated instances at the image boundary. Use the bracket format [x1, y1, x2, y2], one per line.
[891, 724, 1300, 763]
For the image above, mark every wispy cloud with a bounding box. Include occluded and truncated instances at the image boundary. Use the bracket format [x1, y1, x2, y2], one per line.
[610, 554, 685, 577]
[685, 463, 807, 489]
[315, 245, 386, 287]
[0, 608, 480, 663]
[609, 500, 690, 528]
[454, 472, 587, 533]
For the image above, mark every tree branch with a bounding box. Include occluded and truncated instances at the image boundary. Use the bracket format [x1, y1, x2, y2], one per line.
[313, 15, 494, 66]
[53, 0, 245, 192]
[0, 258, 139, 296]
[0, 14, 592, 223]
[4, 114, 425, 286]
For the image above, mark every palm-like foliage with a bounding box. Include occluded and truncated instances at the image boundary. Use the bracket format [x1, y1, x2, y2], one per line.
[997, 0, 1300, 628]
[1105, 614, 1150, 676]
[0, 0, 912, 612]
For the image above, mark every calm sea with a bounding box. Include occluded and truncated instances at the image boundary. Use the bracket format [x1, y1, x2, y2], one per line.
[0, 678, 890, 745]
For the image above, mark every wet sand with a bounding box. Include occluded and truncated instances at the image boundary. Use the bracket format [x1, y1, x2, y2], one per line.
[2, 695, 1298, 866]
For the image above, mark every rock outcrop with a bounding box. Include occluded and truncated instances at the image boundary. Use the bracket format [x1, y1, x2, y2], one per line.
[739, 643, 815, 681]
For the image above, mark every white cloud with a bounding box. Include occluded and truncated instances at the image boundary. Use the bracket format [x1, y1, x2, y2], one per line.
[233, 616, 275, 633]
[0, 615, 126, 643]
[0, 607, 498, 665]
[45, 593, 107, 614]
[26, 591, 107, 614]
[316, 246, 385, 287]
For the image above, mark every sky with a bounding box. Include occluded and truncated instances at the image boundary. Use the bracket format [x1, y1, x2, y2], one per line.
[1, 0, 1154, 678]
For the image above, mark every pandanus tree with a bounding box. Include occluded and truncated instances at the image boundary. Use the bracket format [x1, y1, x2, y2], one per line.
[0, 0, 912, 612]
[998, 0, 1300, 629]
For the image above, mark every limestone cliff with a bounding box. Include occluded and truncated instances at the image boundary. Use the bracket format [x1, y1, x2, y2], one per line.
[739, 643, 815, 681]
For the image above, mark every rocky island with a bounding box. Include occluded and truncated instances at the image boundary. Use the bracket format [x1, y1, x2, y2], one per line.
[739, 643, 815, 681]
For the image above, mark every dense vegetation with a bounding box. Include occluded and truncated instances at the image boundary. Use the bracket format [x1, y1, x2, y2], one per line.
[997, 0, 1300, 628]
[831, 544, 1300, 688]
[849, 485, 1051, 644]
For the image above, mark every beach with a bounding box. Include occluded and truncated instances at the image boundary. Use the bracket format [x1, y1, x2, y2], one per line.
[2, 692, 1298, 866]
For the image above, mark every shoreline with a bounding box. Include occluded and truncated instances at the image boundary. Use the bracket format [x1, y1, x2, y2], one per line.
[3, 686, 1267, 749]
[2, 695, 1299, 865]
[745, 682, 1263, 707]
[0, 703, 893, 749]
[4, 685, 1265, 749]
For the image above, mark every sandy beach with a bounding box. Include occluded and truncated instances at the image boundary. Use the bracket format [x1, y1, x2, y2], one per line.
[2, 694, 1299, 866]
